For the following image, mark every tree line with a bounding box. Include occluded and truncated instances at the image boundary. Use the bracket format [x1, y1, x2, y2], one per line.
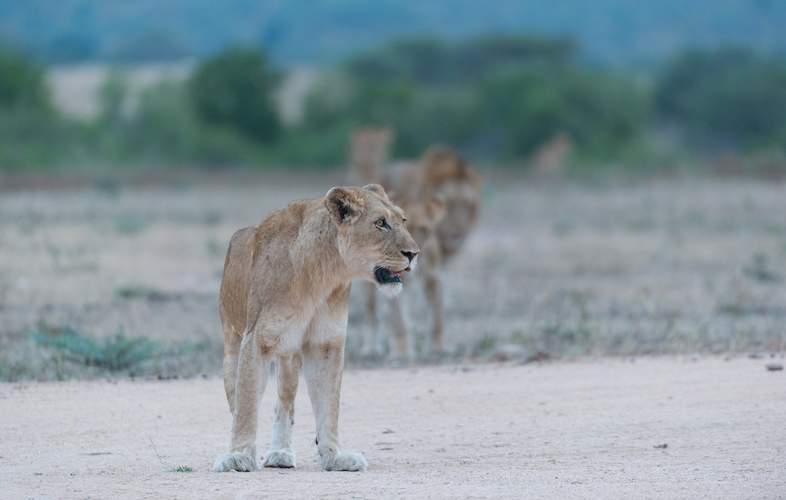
[1, 36, 785, 169]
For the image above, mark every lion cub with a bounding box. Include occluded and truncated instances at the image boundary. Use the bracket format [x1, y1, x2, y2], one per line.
[213, 184, 418, 472]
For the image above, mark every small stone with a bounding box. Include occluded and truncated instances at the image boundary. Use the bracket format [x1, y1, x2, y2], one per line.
[653, 443, 668, 449]
[491, 344, 529, 362]
[765, 363, 783, 371]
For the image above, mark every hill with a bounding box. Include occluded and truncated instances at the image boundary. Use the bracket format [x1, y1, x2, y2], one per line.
[1, 0, 785, 66]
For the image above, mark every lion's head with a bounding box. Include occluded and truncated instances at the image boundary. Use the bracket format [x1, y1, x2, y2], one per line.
[417, 146, 482, 258]
[398, 197, 445, 247]
[325, 184, 419, 296]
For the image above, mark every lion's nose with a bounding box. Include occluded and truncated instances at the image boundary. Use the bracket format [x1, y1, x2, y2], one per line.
[401, 250, 418, 263]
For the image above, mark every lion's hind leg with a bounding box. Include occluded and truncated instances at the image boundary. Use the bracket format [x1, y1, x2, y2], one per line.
[214, 332, 269, 472]
[221, 323, 241, 414]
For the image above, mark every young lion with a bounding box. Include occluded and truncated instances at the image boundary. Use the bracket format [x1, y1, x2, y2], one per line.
[213, 184, 419, 473]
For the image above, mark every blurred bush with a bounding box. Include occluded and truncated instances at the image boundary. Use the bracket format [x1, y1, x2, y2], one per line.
[0, 46, 83, 168]
[90, 76, 262, 166]
[83, 47, 282, 167]
[0, 45, 51, 111]
[189, 48, 281, 143]
[1, 37, 785, 171]
[296, 35, 648, 162]
[476, 66, 648, 160]
[656, 48, 786, 151]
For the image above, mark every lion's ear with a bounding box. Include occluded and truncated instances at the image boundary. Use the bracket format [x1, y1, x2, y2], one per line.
[325, 187, 363, 225]
[362, 183, 389, 200]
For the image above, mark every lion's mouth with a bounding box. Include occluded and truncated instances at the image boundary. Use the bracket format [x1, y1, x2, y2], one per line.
[374, 266, 407, 285]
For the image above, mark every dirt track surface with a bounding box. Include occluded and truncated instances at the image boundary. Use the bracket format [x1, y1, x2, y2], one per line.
[1, 357, 784, 499]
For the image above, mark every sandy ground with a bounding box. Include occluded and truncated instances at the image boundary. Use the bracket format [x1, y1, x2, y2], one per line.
[1, 356, 784, 499]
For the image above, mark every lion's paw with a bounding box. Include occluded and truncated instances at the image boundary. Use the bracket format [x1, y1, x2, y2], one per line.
[263, 448, 296, 468]
[322, 450, 368, 472]
[213, 451, 258, 472]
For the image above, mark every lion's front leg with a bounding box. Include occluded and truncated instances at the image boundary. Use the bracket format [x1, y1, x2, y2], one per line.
[263, 353, 301, 468]
[303, 337, 367, 472]
[214, 332, 269, 472]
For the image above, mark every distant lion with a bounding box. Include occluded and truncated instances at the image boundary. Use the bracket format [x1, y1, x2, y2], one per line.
[357, 143, 482, 359]
[213, 184, 419, 472]
[348, 127, 394, 184]
[363, 196, 446, 358]
[531, 132, 572, 177]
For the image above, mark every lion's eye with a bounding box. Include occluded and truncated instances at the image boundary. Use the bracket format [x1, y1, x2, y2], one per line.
[375, 218, 390, 231]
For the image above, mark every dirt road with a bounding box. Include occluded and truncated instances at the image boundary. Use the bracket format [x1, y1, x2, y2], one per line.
[1, 357, 784, 499]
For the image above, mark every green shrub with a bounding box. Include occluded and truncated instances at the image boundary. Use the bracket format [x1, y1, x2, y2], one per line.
[89, 78, 264, 166]
[656, 48, 786, 150]
[0, 46, 52, 112]
[0, 45, 83, 169]
[300, 36, 648, 162]
[189, 47, 281, 143]
[31, 324, 157, 371]
[478, 65, 649, 159]
[0, 109, 83, 168]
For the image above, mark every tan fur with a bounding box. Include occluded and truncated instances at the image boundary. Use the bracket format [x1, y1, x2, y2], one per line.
[531, 132, 572, 177]
[359, 144, 482, 359]
[214, 184, 418, 472]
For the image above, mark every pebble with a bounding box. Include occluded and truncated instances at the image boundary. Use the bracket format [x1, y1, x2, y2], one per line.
[490, 344, 529, 362]
[765, 363, 783, 371]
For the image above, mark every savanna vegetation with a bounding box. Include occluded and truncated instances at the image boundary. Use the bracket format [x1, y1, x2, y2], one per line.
[1, 35, 785, 170]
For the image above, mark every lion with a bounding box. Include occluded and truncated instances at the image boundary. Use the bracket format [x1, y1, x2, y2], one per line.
[356, 143, 482, 359]
[348, 127, 394, 184]
[361, 196, 446, 358]
[213, 184, 419, 473]
[530, 132, 572, 177]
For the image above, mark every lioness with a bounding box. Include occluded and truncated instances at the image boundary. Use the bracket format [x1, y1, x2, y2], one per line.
[213, 184, 419, 472]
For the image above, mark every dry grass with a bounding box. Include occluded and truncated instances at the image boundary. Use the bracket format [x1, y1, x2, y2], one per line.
[1, 173, 785, 380]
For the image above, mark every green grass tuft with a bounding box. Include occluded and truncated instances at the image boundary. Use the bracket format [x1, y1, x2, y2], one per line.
[113, 213, 149, 235]
[114, 285, 169, 302]
[30, 324, 157, 371]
